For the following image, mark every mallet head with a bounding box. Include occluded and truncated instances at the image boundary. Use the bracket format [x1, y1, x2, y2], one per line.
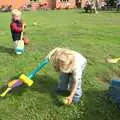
[19, 74, 33, 86]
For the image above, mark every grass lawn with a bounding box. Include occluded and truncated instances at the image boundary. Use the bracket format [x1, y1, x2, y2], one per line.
[0, 9, 120, 120]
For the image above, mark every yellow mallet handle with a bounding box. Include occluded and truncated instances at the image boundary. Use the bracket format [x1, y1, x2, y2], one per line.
[116, 58, 120, 61]
[8, 80, 18, 88]
[107, 57, 120, 63]
[1, 88, 12, 97]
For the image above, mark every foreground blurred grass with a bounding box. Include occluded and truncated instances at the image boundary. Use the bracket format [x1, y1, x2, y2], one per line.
[0, 10, 120, 120]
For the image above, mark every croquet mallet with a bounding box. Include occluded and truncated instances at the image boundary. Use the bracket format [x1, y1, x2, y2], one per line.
[0, 58, 49, 97]
[107, 57, 120, 64]
[0, 79, 23, 97]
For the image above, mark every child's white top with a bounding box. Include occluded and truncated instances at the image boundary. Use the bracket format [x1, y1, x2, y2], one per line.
[117, 0, 120, 5]
[72, 52, 87, 89]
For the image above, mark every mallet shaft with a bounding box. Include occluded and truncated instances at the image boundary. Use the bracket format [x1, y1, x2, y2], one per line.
[28, 58, 49, 79]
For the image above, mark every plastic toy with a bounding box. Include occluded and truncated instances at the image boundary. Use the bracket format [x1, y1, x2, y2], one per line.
[108, 79, 120, 104]
[0, 58, 49, 97]
[23, 35, 29, 45]
[15, 24, 25, 55]
[107, 57, 120, 64]
[1, 80, 22, 97]
[63, 98, 68, 105]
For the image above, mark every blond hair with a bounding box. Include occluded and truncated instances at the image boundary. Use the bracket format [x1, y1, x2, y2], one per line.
[11, 9, 22, 17]
[49, 48, 75, 73]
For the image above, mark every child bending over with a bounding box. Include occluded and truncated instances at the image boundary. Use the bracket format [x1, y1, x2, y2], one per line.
[46, 48, 87, 104]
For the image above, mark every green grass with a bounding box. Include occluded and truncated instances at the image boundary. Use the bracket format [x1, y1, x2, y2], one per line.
[0, 9, 120, 120]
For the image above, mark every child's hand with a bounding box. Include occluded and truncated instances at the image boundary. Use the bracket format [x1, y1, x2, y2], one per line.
[66, 96, 73, 105]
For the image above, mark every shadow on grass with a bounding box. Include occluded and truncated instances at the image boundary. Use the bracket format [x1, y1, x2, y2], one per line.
[0, 45, 15, 56]
[0, 74, 67, 106]
[31, 75, 70, 106]
[0, 75, 27, 98]
[76, 9, 98, 14]
[76, 9, 120, 15]
[1, 74, 120, 118]
[76, 11, 92, 14]
[78, 90, 120, 120]
[2, 74, 118, 112]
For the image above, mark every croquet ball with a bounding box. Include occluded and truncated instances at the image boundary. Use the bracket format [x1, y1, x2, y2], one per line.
[23, 35, 29, 45]
[33, 22, 37, 26]
[63, 98, 68, 105]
